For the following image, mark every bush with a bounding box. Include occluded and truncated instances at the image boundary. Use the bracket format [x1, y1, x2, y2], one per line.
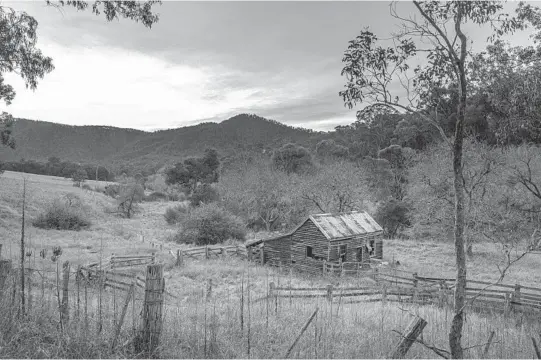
[144, 191, 168, 202]
[164, 203, 189, 225]
[104, 184, 121, 198]
[173, 203, 246, 245]
[167, 191, 186, 202]
[190, 184, 219, 207]
[81, 184, 92, 191]
[374, 199, 411, 238]
[33, 196, 91, 230]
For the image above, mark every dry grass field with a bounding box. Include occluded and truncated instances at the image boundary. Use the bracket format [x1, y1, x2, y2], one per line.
[1, 171, 541, 358]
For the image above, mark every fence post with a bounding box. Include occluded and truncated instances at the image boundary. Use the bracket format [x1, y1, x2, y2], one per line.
[382, 285, 387, 305]
[205, 246, 209, 260]
[76, 266, 81, 319]
[270, 282, 277, 315]
[372, 266, 379, 281]
[111, 253, 116, 270]
[151, 252, 156, 264]
[388, 315, 428, 359]
[260, 246, 264, 266]
[0, 243, 2, 258]
[61, 261, 70, 325]
[326, 285, 333, 302]
[511, 284, 521, 312]
[247, 247, 252, 262]
[412, 273, 419, 304]
[0, 260, 11, 297]
[176, 250, 183, 267]
[27, 268, 33, 314]
[138, 264, 165, 358]
[504, 293, 511, 317]
[438, 280, 445, 308]
[207, 278, 212, 299]
[323, 260, 327, 275]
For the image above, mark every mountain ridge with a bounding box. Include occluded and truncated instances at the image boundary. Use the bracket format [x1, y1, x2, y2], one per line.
[0, 113, 327, 173]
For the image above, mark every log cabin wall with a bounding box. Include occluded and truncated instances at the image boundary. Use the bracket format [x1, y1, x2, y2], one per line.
[263, 235, 292, 267]
[328, 237, 366, 262]
[290, 219, 328, 273]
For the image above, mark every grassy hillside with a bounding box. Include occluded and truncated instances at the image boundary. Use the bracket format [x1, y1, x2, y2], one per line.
[0, 114, 323, 174]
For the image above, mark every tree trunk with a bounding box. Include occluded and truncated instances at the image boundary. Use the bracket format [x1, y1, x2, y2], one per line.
[449, 7, 467, 358]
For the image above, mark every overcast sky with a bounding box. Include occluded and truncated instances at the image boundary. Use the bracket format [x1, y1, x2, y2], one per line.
[1, 1, 534, 132]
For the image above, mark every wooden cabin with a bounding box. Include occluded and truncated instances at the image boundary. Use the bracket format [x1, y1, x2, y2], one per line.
[247, 211, 384, 274]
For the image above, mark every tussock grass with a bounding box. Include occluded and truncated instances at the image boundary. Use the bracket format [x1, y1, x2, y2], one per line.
[2, 257, 540, 359]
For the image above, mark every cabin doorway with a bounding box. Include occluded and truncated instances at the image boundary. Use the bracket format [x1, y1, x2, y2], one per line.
[356, 246, 363, 262]
[339, 244, 347, 262]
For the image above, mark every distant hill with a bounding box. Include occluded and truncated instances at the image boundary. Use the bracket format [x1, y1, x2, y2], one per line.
[0, 114, 326, 174]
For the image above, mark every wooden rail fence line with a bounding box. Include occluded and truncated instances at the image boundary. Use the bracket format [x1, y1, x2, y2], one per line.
[267, 271, 541, 314]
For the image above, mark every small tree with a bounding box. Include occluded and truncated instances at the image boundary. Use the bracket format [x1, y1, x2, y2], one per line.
[375, 199, 411, 238]
[117, 184, 144, 218]
[71, 168, 88, 187]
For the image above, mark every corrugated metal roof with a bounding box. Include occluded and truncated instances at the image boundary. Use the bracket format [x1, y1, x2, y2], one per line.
[309, 211, 383, 240]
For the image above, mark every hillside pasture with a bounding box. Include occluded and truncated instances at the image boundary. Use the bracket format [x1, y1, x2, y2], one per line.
[1, 171, 541, 359]
[0, 171, 178, 270]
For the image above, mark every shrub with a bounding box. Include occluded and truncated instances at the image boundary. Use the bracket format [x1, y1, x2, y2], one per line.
[81, 184, 92, 191]
[374, 199, 411, 238]
[173, 203, 246, 245]
[164, 203, 189, 225]
[189, 184, 219, 207]
[167, 191, 186, 202]
[144, 191, 168, 202]
[33, 196, 91, 230]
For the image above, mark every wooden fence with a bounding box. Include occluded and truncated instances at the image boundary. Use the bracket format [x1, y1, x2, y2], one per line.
[268, 269, 541, 314]
[78, 254, 155, 292]
[169, 245, 250, 266]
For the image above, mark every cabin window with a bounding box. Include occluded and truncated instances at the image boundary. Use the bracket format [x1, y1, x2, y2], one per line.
[306, 246, 314, 258]
[339, 244, 347, 262]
